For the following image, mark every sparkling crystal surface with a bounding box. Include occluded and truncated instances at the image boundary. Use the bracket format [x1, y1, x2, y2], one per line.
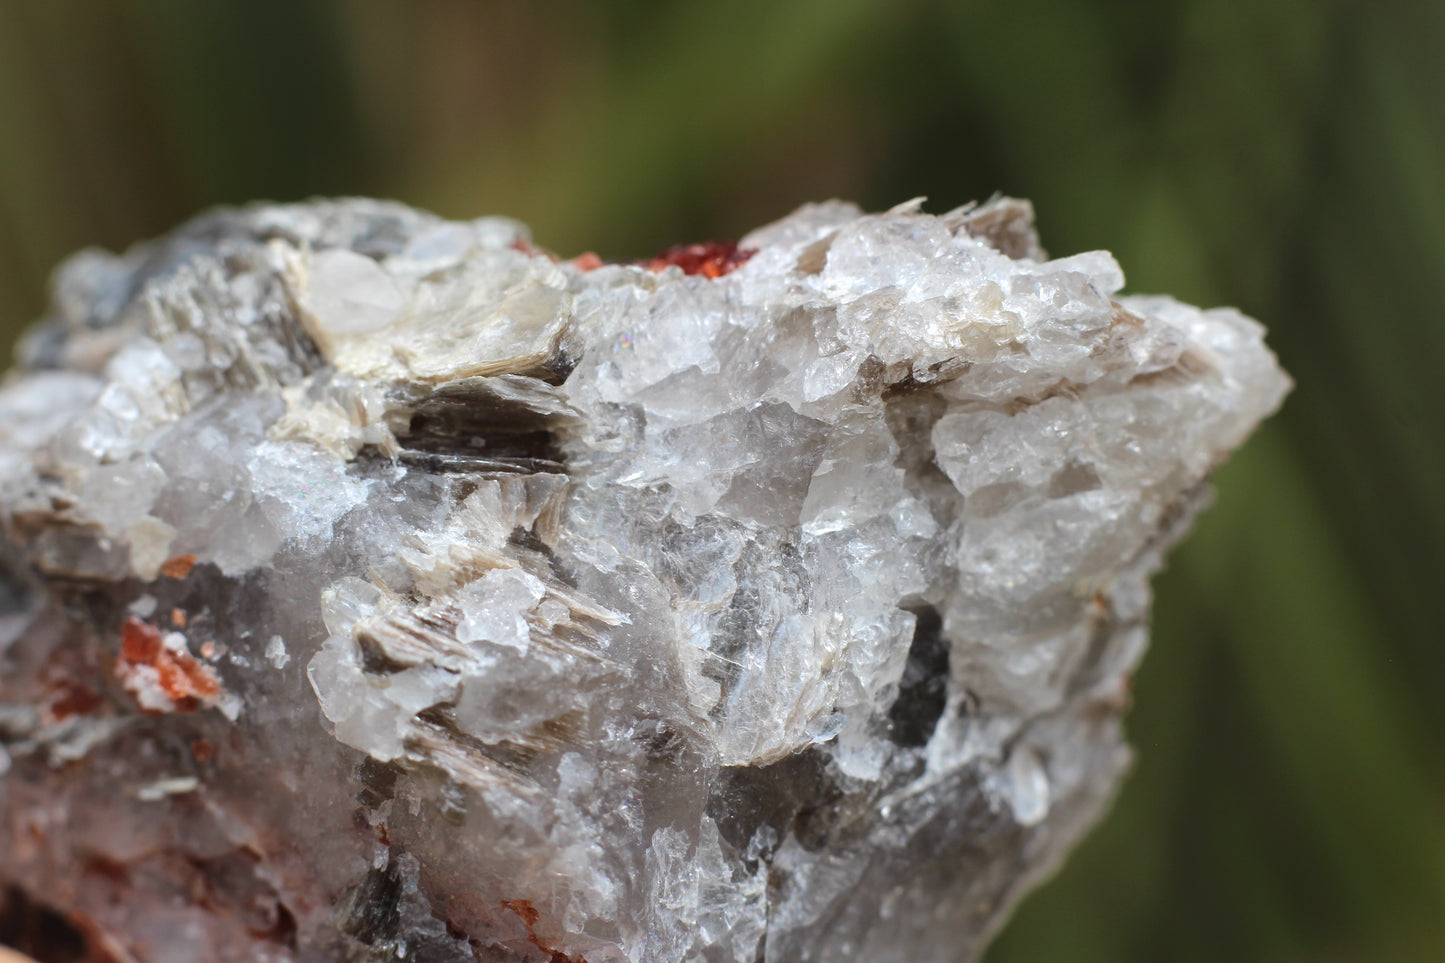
[0, 197, 1288, 962]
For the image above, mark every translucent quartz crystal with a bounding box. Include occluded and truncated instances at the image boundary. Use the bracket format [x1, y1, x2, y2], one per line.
[0, 197, 1287, 962]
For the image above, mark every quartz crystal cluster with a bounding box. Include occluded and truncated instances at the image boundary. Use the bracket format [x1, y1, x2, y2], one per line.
[0, 197, 1287, 962]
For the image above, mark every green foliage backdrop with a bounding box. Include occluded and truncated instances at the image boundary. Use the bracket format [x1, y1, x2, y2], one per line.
[1, 2, 1441, 959]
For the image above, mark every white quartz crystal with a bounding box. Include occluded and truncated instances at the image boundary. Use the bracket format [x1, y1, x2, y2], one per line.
[0, 197, 1286, 962]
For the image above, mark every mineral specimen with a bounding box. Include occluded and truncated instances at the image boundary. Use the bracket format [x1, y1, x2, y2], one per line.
[0, 196, 1288, 962]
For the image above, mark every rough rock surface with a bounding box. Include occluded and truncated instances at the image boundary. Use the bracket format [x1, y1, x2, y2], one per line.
[0, 197, 1287, 962]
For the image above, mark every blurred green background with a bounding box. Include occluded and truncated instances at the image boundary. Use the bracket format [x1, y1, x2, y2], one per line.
[1, 1, 1441, 960]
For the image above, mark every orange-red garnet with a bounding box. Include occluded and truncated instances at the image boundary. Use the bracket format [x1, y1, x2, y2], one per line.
[645, 241, 755, 279]
[116, 617, 221, 713]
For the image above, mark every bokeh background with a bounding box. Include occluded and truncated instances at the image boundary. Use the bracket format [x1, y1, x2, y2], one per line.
[1, 1, 1442, 960]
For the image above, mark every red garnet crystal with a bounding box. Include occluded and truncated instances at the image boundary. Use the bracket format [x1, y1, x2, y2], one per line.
[644, 241, 755, 278]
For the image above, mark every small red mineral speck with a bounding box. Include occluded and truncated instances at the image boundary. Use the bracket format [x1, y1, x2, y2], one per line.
[510, 237, 559, 262]
[645, 241, 755, 279]
[83, 853, 131, 885]
[116, 617, 222, 713]
[171, 608, 187, 628]
[571, 252, 605, 272]
[191, 739, 213, 762]
[160, 554, 198, 579]
[120, 618, 163, 664]
[46, 683, 102, 722]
